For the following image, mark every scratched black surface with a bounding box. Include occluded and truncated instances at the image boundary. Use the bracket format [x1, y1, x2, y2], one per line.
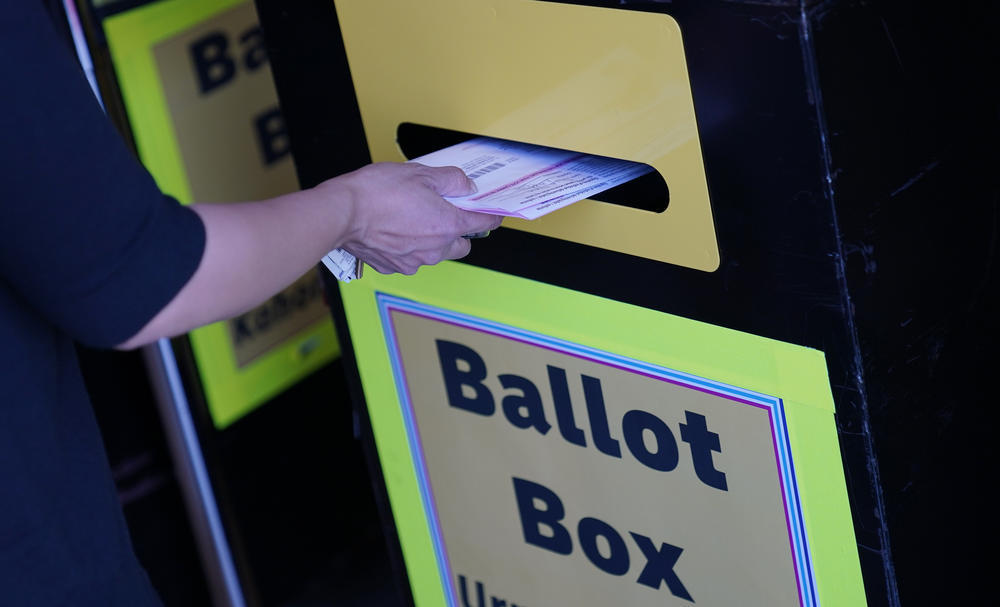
[257, 1, 997, 605]
[809, 2, 997, 605]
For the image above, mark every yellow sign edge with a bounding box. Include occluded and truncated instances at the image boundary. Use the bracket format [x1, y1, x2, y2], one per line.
[340, 261, 865, 606]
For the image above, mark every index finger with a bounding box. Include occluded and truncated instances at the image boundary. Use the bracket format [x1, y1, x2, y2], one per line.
[456, 209, 504, 236]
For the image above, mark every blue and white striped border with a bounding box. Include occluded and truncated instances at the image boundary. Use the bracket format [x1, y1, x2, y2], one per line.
[376, 293, 818, 606]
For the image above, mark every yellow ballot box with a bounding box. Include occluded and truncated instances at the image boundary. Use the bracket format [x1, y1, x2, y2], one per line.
[258, 1, 875, 605]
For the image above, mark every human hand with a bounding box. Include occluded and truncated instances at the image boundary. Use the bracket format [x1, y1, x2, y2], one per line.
[327, 162, 503, 275]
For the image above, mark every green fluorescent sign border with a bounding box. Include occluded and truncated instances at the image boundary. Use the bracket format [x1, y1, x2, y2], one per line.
[340, 261, 866, 606]
[103, 0, 338, 428]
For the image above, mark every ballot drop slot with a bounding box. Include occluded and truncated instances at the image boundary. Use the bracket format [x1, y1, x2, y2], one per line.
[396, 123, 670, 214]
[333, 0, 719, 272]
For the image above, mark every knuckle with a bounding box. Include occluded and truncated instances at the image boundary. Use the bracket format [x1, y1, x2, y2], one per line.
[454, 240, 472, 259]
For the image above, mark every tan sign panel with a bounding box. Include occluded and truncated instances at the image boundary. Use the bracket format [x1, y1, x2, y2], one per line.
[383, 297, 810, 606]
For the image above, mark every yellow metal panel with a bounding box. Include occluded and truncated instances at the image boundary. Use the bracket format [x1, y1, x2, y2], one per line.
[333, 0, 719, 272]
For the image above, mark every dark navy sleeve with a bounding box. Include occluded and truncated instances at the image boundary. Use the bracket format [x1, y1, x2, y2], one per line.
[0, 5, 206, 348]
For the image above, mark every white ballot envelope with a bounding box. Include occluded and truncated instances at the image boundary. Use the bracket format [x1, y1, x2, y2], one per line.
[323, 137, 652, 282]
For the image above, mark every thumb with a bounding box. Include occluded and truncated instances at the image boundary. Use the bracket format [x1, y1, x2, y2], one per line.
[417, 164, 478, 197]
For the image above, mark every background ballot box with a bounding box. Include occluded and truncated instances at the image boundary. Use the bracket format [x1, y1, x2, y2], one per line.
[256, 1, 995, 606]
[77, 1, 393, 605]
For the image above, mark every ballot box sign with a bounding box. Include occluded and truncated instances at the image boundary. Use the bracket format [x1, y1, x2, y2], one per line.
[104, 0, 338, 428]
[385, 299, 805, 606]
[341, 264, 865, 607]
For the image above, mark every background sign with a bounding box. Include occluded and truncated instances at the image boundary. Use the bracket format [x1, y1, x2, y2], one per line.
[104, 0, 338, 427]
[341, 262, 866, 606]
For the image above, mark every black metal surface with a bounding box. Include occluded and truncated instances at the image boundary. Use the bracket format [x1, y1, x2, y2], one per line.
[168, 323, 396, 607]
[213, 361, 397, 607]
[254, 4, 418, 605]
[258, 0, 998, 605]
[807, 2, 998, 604]
[254, 1, 371, 189]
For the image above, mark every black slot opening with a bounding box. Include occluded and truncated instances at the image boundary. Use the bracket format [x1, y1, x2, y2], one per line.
[396, 123, 669, 213]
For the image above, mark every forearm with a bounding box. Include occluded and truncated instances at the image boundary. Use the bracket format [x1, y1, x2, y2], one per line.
[115, 162, 501, 350]
[117, 183, 353, 349]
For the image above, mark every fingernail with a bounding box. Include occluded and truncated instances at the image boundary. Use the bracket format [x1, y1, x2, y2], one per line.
[467, 178, 478, 194]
